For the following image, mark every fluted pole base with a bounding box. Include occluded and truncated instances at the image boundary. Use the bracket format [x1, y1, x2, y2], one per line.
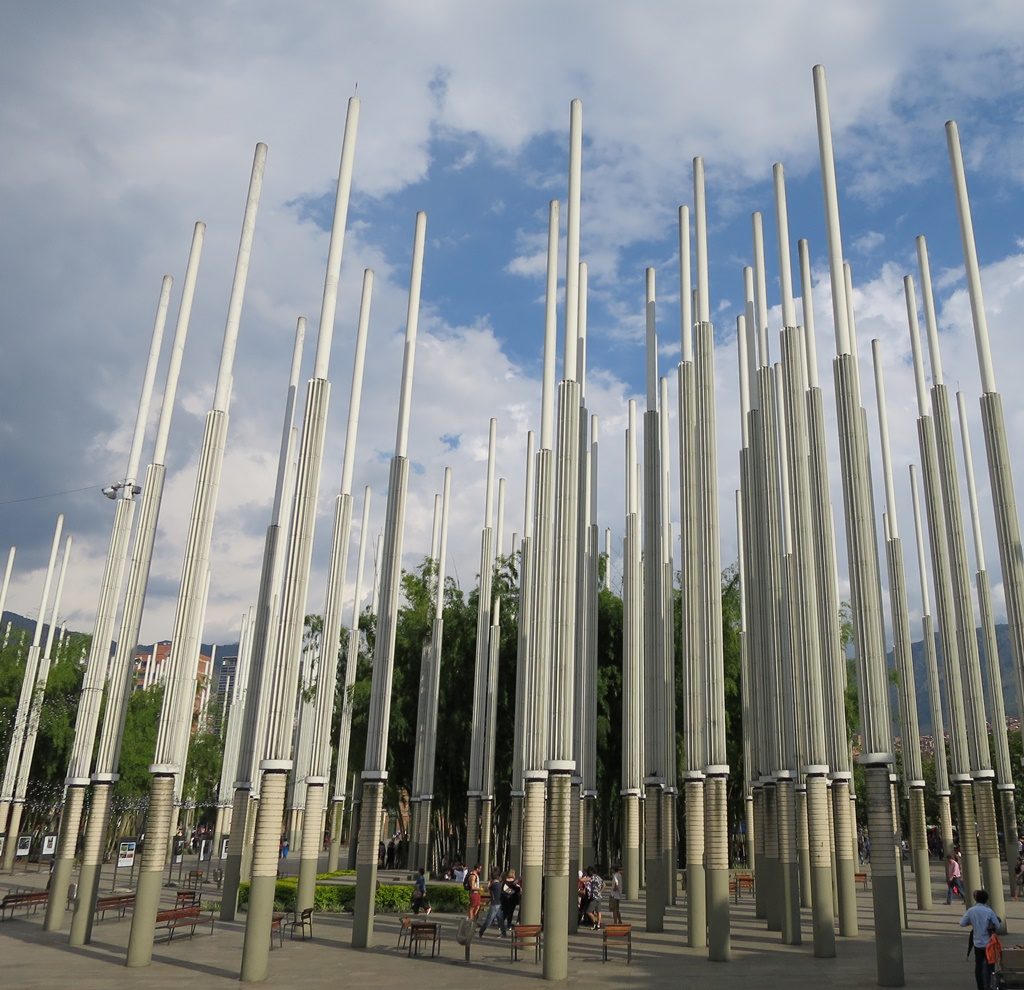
[806, 773, 835, 958]
[296, 781, 324, 911]
[240, 770, 288, 982]
[508, 794, 523, 877]
[685, 778, 706, 947]
[2, 802, 25, 872]
[1000, 788, 1018, 901]
[763, 782, 781, 932]
[975, 778, 1005, 925]
[644, 782, 665, 933]
[326, 797, 345, 873]
[622, 793, 640, 901]
[752, 786, 767, 920]
[126, 774, 174, 967]
[567, 781, 580, 932]
[43, 784, 86, 931]
[705, 774, 731, 961]
[465, 794, 480, 870]
[777, 778, 801, 946]
[866, 764, 905, 986]
[955, 780, 982, 903]
[352, 780, 384, 948]
[480, 797, 494, 883]
[542, 771, 571, 982]
[221, 786, 252, 920]
[909, 786, 932, 910]
[521, 777, 545, 925]
[832, 778, 859, 936]
[796, 787, 812, 909]
[69, 781, 113, 945]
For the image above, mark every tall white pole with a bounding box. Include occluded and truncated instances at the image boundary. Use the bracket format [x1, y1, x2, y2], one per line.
[127, 145, 266, 967]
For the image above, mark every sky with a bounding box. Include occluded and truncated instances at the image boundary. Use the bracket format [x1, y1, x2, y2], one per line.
[1, 2, 1024, 650]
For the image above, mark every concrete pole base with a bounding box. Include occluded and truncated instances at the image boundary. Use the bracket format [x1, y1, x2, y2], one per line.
[806, 776, 835, 958]
[622, 794, 640, 901]
[465, 794, 480, 871]
[778, 782, 801, 946]
[1000, 789, 1018, 902]
[508, 794, 523, 877]
[69, 781, 113, 946]
[480, 798, 493, 882]
[955, 781, 982, 904]
[832, 781, 859, 936]
[542, 772, 571, 982]
[351, 780, 384, 948]
[126, 773, 175, 967]
[974, 779, 1006, 925]
[567, 783, 580, 933]
[644, 784, 665, 933]
[297, 783, 324, 911]
[44, 784, 86, 931]
[2, 802, 25, 872]
[239, 770, 288, 983]
[326, 799, 345, 874]
[908, 786, 932, 910]
[796, 789, 812, 909]
[865, 765, 905, 986]
[220, 788, 252, 921]
[705, 776, 731, 961]
[688, 779, 707, 948]
[521, 779, 545, 925]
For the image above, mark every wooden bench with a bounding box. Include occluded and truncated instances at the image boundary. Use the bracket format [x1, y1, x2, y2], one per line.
[728, 874, 755, 902]
[285, 907, 314, 941]
[0, 890, 48, 920]
[175, 889, 199, 908]
[408, 920, 441, 958]
[154, 905, 214, 942]
[185, 870, 204, 890]
[854, 872, 870, 890]
[602, 923, 632, 963]
[270, 912, 285, 949]
[510, 923, 543, 963]
[94, 893, 135, 920]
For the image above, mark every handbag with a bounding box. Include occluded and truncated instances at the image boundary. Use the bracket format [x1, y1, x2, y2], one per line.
[986, 932, 1003, 966]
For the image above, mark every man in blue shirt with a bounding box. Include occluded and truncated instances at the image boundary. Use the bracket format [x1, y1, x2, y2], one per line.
[960, 889, 1001, 990]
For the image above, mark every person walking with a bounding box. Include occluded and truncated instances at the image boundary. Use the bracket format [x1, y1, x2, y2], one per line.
[610, 863, 623, 924]
[412, 867, 431, 914]
[960, 889, 1001, 990]
[466, 863, 483, 920]
[585, 867, 604, 930]
[478, 868, 505, 936]
[500, 870, 522, 931]
[947, 851, 964, 905]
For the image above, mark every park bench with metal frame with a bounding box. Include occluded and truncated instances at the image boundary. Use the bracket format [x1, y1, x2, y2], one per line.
[94, 893, 135, 920]
[154, 905, 214, 942]
[0, 890, 48, 920]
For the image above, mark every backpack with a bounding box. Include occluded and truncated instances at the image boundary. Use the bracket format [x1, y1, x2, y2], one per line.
[464, 872, 474, 891]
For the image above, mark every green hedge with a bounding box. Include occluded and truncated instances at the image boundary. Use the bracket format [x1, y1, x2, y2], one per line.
[236, 879, 468, 915]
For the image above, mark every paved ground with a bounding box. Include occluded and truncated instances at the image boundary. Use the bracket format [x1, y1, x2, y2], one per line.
[0, 857, 1005, 988]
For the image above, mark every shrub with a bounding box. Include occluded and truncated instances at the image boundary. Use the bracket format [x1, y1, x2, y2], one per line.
[236, 879, 468, 914]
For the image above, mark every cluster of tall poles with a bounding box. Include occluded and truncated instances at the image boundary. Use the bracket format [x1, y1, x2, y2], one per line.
[2, 64, 1024, 989]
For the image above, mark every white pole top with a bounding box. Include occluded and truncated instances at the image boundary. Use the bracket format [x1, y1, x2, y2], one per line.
[743, 266, 759, 410]
[645, 267, 658, 410]
[154, 222, 206, 465]
[395, 211, 427, 459]
[541, 200, 559, 451]
[32, 514, 64, 649]
[563, 99, 583, 383]
[946, 120, 997, 394]
[577, 261, 588, 392]
[737, 314, 750, 447]
[126, 275, 172, 485]
[627, 398, 637, 515]
[429, 493, 442, 564]
[590, 414, 598, 520]
[955, 390, 987, 573]
[909, 464, 932, 616]
[340, 268, 374, 495]
[752, 212, 770, 366]
[436, 467, 452, 621]
[484, 417, 497, 528]
[271, 320, 305, 520]
[870, 339, 899, 537]
[693, 157, 710, 324]
[903, 276, 930, 418]
[812, 64, 851, 356]
[843, 262, 862, 396]
[43, 535, 72, 659]
[679, 205, 692, 362]
[523, 430, 536, 539]
[797, 239, 820, 389]
[213, 143, 268, 412]
[775, 363, 792, 555]
[495, 478, 506, 562]
[312, 98, 361, 380]
[350, 486, 372, 628]
[915, 236, 944, 387]
[773, 163, 796, 329]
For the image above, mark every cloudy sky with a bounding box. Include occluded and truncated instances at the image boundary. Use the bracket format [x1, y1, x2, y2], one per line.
[1, 2, 1023, 649]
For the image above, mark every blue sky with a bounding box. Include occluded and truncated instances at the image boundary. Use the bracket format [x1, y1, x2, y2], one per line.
[1, 2, 1023, 645]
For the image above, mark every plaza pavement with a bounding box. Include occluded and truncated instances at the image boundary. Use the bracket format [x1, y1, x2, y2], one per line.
[0, 855, 1002, 988]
